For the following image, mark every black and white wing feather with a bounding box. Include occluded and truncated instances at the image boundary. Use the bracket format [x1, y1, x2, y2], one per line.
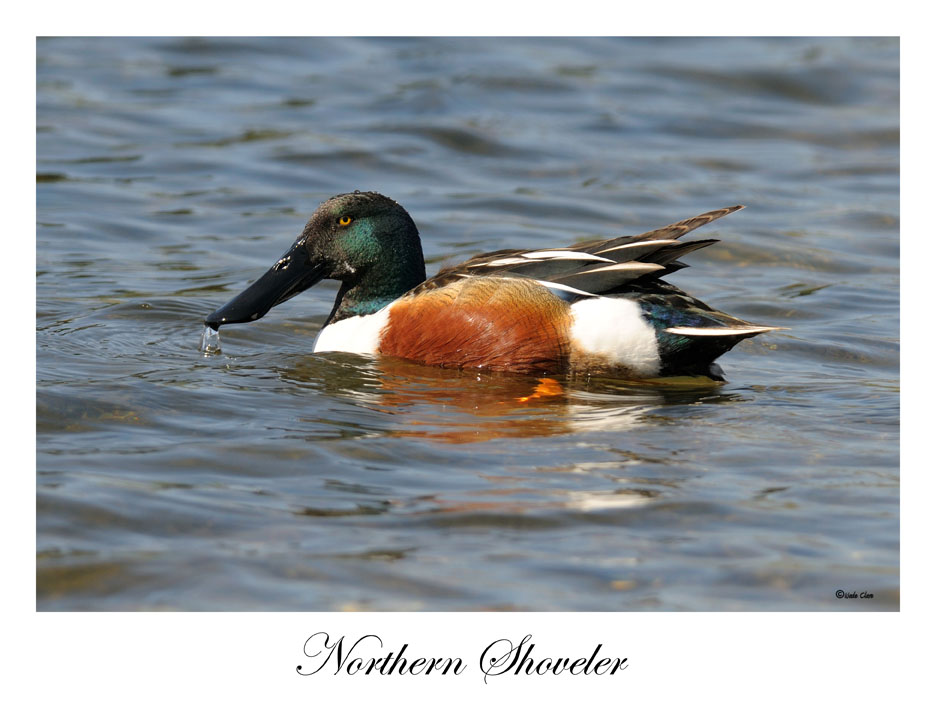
[438, 205, 745, 299]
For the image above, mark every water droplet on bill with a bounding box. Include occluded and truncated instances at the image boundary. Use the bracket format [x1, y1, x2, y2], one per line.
[200, 325, 221, 355]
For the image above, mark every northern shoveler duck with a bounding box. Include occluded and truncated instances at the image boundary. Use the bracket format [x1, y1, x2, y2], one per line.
[205, 191, 779, 380]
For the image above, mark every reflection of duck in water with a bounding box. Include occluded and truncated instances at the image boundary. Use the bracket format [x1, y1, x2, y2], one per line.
[207, 192, 779, 381]
[278, 354, 738, 445]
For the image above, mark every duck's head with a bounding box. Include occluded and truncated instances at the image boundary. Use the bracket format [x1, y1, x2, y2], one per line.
[205, 191, 426, 329]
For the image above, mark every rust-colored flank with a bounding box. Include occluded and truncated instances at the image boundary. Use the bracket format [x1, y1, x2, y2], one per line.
[379, 276, 572, 374]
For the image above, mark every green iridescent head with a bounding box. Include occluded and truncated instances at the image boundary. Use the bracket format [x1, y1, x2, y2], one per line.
[301, 191, 425, 285]
[205, 191, 426, 329]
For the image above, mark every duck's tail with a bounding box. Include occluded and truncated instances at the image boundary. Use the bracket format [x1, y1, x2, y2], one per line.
[658, 323, 784, 379]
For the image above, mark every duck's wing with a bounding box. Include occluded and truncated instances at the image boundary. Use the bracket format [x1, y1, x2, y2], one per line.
[435, 206, 744, 299]
[616, 204, 744, 242]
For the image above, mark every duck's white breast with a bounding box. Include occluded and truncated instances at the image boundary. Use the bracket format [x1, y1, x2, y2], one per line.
[312, 305, 392, 354]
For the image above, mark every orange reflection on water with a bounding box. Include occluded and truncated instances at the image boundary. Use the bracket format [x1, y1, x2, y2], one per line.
[285, 353, 726, 445]
[372, 358, 571, 443]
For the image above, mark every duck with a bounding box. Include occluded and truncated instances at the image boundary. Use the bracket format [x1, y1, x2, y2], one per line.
[205, 191, 779, 380]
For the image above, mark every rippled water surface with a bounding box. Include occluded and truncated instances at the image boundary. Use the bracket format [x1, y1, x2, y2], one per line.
[37, 37, 899, 610]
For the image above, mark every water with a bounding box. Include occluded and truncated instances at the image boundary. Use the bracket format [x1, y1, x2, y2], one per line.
[36, 37, 899, 610]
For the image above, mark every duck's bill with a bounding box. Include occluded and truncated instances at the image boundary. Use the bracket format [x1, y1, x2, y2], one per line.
[205, 239, 326, 329]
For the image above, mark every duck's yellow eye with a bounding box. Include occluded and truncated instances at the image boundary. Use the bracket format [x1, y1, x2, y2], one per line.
[338, 215, 352, 226]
